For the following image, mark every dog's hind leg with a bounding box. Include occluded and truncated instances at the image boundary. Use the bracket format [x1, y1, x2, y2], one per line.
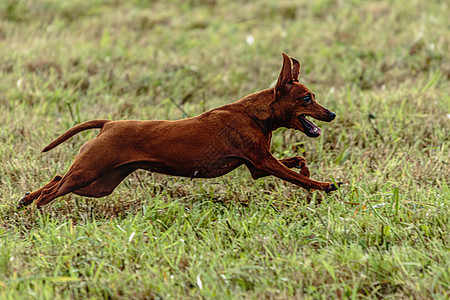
[32, 164, 106, 208]
[18, 175, 62, 208]
[73, 166, 136, 197]
[32, 164, 138, 208]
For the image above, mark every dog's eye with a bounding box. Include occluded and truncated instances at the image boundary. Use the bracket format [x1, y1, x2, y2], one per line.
[303, 96, 311, 102]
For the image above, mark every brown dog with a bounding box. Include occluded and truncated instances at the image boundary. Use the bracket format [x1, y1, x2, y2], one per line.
[19, 53, 340, 208]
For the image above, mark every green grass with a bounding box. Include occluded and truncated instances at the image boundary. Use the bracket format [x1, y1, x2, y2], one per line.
[0, 0, 449, 298]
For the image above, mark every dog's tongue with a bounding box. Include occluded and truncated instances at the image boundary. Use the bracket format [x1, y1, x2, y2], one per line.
[311, 125, 321, 136]
[300, 115, 321, 137]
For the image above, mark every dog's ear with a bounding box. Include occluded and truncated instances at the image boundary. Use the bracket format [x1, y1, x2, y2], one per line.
[275, 53, 293, 98]
[291, 57, 300, 82]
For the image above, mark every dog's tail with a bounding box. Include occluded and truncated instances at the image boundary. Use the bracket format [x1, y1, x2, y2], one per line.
[42, 119, 111, 152]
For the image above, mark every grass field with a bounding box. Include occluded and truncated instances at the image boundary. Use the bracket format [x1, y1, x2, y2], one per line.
[0, 0, 449, 298]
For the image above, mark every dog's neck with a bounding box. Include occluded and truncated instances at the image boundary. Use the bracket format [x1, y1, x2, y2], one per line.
[232, 88, 289, 132]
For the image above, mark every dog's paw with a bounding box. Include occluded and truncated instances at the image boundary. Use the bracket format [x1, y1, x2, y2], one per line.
[17, 193, 31, 209]
[324, 182, 343, 193]
[298, 163, 310, 177]
[292, 157, 310, 177]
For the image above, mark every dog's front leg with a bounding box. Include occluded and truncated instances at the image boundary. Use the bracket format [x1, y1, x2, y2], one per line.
[279, 156, 310, 177]
[247, 153, 338, 193]
[247, 156, 310, 179]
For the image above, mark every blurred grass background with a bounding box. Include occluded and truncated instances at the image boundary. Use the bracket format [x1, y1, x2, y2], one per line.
[0, 0, 448, 299]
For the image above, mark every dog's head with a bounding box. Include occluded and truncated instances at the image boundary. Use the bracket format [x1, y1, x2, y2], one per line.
[272, 53, 336, 137]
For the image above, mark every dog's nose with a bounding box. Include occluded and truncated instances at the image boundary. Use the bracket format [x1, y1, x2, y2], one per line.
[328, 111, 336, 120]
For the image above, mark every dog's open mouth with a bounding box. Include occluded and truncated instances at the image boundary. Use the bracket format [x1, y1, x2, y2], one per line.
[299, 115, 321, 137]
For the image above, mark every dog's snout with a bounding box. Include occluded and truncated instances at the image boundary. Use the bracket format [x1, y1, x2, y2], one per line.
[321, 110, 336, 122]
